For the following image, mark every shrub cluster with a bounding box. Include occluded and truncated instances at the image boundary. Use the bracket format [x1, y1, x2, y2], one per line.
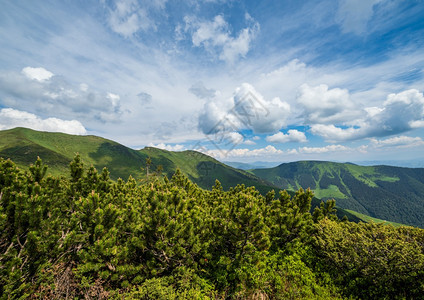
[1, 156, 423, 299]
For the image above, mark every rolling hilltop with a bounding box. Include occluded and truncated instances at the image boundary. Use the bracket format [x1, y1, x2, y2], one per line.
[251, 161, 424, 227]
[0, 127, 275, 194]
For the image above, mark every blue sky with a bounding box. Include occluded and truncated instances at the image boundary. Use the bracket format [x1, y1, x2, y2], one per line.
[1, 0, 424, 164]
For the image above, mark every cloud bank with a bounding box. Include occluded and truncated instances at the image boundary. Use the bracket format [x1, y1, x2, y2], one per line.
[0, 108, 87, 135]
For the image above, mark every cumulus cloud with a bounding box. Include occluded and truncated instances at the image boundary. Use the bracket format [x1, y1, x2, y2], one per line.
[183, 14, 259, 63]
[266, 130, 307, 143]
[310, 124, 361, 142]
[203, 145, 283, 160]
[0, 108, 87, 135]
[22, 67, 54, 82]
[226, 131, 244, 145]
[297, 83, 360, 124]
[0, 68, 123, 123]
[149, 143, 186, 151]
[243, 139, 256, 145]
[299, 144, 351, 154]
[309, 89, 424, 142]
[370, 136, 424, 148]
[199, 83, 291, 136]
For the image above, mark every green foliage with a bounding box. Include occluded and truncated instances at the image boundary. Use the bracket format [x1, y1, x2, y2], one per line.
[314, 218, 424, 299]
[1, 155, 424, 299]
[313, 199, 337, 222]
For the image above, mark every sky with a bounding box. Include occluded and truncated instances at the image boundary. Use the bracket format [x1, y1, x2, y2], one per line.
[1, 0, 424, 164]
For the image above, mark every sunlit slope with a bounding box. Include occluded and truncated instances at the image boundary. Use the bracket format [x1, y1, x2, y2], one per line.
[0, 128, 276, 193]
[0, 127, 148, 180]
[138, 147, 277, 192]
[251, 161, 424, 227]
[0, 128, 392, 224]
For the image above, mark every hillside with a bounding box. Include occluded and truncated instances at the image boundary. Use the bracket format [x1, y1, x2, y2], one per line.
[0, 128, 389, 224]
[0, 127, 275, 193]
[251, 161, 424, 227]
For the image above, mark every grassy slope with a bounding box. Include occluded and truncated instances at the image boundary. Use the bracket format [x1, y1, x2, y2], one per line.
[0, 127, 147, 180]
[251, 161, 424, 227]
[344, 209, 404, 227]
[139, 147, 283, 194]
[0, 128, 277, 194]
[0, 128, 377, 224]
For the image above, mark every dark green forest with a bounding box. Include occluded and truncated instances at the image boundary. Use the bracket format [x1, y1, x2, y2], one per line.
[1, 156, 424, 299]
[251, 161, 424, 227]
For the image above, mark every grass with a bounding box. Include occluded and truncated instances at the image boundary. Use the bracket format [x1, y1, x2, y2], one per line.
[0, 127, 278, 194]
[346, 164, 399, 187]
[313, 184, 347, 199]
[344, 209, 405, 227]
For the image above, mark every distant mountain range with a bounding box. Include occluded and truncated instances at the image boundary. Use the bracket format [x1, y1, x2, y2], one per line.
[250, 161, 424, 227]
[351, 160, 424, 168]
[225, 159, 424, 170]
[2, 127, 424, 227]
[223, 161, 280, 170]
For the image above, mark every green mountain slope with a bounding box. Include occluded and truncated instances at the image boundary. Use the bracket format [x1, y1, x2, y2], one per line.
[0, 128, 275, 193]
[251, 161, 424, 227]
[0, 127, 148, 180]
[0, 128, 382, 224]
[139, 147, 277, 193]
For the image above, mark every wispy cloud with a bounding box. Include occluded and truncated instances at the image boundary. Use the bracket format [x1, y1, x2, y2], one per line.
[335, 0, 384, 35]
[106, 0, 167, 37]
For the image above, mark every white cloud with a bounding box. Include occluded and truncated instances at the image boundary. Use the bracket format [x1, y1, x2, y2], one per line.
[22, 67, 54, 82]
[226, 131, 244, 145]
[149, 143, 186, 152]
[266, 129, 307, 143]
[299, 144, 351, 154]
[198, 83, 291, 136]
[203, 145, 284, 160]
[310, 124, 361, 142]
[243, 139, 256, 145]
[0, 108, 87, 135]
[370, 136, 424, 148]
[286, 148, 299, 155]
[410, 120, 424, 128]
[0, 69, 123, 123]
[184, 14, 259, 63]
[309, 89, 424, 142]
[297, 83, 360, 124]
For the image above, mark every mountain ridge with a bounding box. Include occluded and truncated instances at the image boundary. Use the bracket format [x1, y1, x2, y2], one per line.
[250, 160, 424, 227]
[0, 127, 277, 194]
[2, 127, 421, 226]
